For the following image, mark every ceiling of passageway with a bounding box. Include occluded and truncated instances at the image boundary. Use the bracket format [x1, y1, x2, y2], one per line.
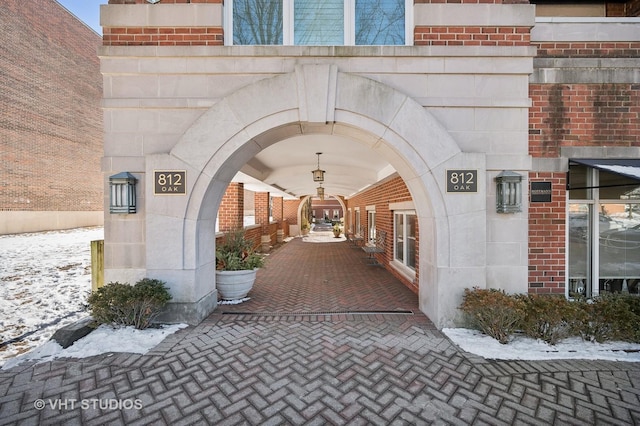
[233, 134, 395, 200]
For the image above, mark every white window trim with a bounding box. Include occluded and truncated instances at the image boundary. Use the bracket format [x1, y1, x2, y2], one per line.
[390, 259, 416, 283]
[393, 209, 416, 271]
[225, 0, 414, 46]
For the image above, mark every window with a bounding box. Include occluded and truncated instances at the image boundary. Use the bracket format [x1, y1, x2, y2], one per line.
[568, 162, 640, 298]
[394, 211, 416, 270]
[367, 210, 376, 242]
[228, 0, 410, 46]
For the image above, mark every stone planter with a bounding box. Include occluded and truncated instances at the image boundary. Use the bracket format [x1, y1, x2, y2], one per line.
[216, 269, 258, 300]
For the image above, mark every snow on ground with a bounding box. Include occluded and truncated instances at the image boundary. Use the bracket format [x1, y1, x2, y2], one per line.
[1, 227, 639, 370]
[0, 227, 103, 366]
[443, 328, 640, 363]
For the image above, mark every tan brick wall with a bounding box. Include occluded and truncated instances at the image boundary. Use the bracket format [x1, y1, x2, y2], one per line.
[0, 0, 103, 216]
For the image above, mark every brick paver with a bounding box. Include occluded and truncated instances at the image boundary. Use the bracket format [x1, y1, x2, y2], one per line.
[1, 231, 640, 425]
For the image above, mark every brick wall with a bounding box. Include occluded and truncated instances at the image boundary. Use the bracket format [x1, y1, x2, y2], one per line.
[346, 175, 418, 294]
[283, 199, 300, 226]
[529, 83, 640, 158]
[219, 183, 243, 232]
[528, 172, 566, 294]
[529, 30, 640, 294]
[104, 0, 223, 46]
[0, 0, 103, 213]
[415, 26, 530, 47]
[254, 192, 270, 234]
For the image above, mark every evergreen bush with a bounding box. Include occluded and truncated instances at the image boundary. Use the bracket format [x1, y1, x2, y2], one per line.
[459, 287, 525, 344]
[88, 278, 172, 330]
[518, 294, 576, 345]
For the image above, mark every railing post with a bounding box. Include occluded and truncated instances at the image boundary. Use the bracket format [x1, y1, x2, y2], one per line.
[91, 239, 104, 292]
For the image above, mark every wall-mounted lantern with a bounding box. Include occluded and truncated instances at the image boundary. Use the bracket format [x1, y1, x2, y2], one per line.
[109, 172, 137, 214]
[495, 170, 522, 214]
[311, 152, 325, 182]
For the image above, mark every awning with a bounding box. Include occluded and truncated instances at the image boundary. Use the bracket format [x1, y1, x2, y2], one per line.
[568, 158, 640, 190]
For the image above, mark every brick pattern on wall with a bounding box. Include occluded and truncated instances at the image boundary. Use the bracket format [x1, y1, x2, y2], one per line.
[103, 27, 223, 46]
[346, 175, 418, 294]
[283, 199, 300, 226]
[528, 173, 567, 294]
[254, 192, 270, 234]
[529, 83, 640, 158]
[415, 26, 530, 46]
[533, 42, 640, 58]
[0, 0, 103, 212]
[219, 183, 243, 232]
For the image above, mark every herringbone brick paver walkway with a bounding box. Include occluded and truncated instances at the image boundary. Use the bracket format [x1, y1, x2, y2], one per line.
[1, 231, 640, 425]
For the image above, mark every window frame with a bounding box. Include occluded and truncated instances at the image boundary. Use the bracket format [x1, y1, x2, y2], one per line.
[225, 0, 414, 46]
[567, 166, 640, 298]
[393, 210, 416, 273]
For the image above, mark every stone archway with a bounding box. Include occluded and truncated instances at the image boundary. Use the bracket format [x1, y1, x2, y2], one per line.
[295, 194, 347, 236]
[143, 64, 486, 328]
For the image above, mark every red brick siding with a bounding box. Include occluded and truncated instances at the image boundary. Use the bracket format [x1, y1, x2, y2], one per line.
[254, 192, 270, 234]
[533, 42, 640, 58]
[104, 0, 223, 46]
[219, 183, 243, 232]
[347, 176, 418, 294]
[283, 199, 300, 226]
[529, 83, 640, 158]
[528, 173, 566, 294]
[0, 0, 103, 213]
[415, 26, 530, 46]
[103, 27, 223, 46]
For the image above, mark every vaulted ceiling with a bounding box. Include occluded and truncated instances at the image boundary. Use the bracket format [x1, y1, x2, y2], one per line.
[233, 134, 395, 200]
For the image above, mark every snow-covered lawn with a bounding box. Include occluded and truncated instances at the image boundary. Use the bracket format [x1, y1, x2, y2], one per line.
[1, 227, 639, 370]
[0, 227, 103, 366]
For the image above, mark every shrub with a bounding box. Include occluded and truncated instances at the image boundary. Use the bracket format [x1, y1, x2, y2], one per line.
[573, 293, 640, 343]
[459, 287, 525, 344]
[88, 278, 172, 330]
[518, 294, 577, 345]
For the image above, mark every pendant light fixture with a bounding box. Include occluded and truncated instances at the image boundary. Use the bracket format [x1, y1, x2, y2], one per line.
[316, 183, 325, 200]
[311, 152, 325, 182]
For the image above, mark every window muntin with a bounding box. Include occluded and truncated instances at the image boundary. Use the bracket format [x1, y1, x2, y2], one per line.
[394, 211, 416, 270]
[230, 0, 408, 46]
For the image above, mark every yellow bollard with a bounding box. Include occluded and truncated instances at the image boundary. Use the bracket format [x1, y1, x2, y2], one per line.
[91, 240, 104, 292]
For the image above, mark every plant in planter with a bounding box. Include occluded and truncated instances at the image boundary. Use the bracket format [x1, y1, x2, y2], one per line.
[301, 217, 310, 235]
[215, 229, 265, 300]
